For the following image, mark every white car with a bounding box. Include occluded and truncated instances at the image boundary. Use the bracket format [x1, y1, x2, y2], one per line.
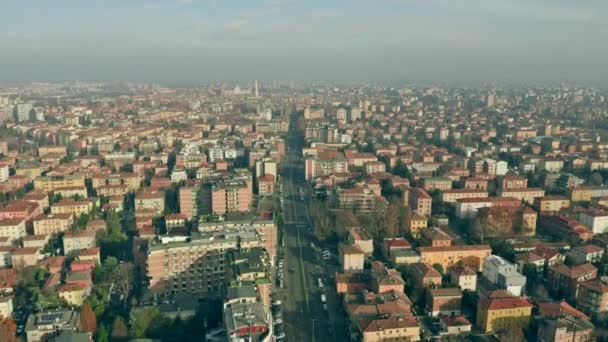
[273, 300, 282, 306]
[274, 318, 283, 325]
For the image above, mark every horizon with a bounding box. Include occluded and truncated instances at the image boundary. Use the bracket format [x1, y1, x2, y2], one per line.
[1, 0, 607, 83]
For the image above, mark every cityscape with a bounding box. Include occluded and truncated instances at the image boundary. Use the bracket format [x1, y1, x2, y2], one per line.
[1, 1, 608, 342]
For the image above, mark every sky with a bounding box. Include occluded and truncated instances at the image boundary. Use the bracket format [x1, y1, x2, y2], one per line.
[1, 0, 607, 84]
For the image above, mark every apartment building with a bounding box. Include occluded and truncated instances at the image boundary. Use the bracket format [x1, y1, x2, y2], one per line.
[135, 190, 165, 215]
[535, 196, 570, 213]
[576, 279, 608, 318]
[482, 255, 527, 296]
[179, 186, 199, 220]
[441, 189, 488, 203]
[427, 288, 462, 317]
[337, 186, 384, 212]
[422, 177, 452, 191]
[34, 174, 85, 192]
[0, 218, 27, 242]
[418, 245, 492, 272]
[51, 200, 93, 217]
[304, 150, 348, 181]
[62, 230, 96, 254]
[500, 176, 528, 190]
[455, 197, 520, 218]
[569, 186, 608, 202]
[548, 263, 597, 300]
[498, 188, 545, 204]
[476, 296, 532, 333]
[53, 186, 88, 199]
[38, 146, 67, 157]
[409, 187, 432, 217]
[33, 213, 73, 235]
[146, 235, 238, 296]
[198, 219, 277, 261]
[201, 180, 252, 215]
[257, 174, 275, 197]
[406, 213, 428, 239]
[579, 208, 608, 235]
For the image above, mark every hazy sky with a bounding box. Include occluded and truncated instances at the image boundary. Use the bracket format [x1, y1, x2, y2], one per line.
[1, 0, 607, 83]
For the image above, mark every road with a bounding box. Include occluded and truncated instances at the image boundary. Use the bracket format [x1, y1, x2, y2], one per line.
[278, 112, 348, 342]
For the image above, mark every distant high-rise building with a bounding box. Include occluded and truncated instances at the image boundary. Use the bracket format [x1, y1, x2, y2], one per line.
[15, 103, 33, 122]
[254, 80, 259, 98]
[486, 94, 496, 108]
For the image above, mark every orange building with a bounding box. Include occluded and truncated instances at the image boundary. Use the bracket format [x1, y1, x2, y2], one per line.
[418, 245, 492, 272]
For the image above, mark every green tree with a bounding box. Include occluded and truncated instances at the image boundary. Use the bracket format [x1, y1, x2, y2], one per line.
[392, 160, 410, 179]
[432, 263, 444, 275]
[130, 307, 161, 338]
[96, 324, 110, 342]
[590, 172, 604, 186]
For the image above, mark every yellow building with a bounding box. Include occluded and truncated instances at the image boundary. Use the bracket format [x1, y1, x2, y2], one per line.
[407, 213, 428, 239]
[34, 174, 85, 193]
[15, 166, 43, 181]
[571, 187, 594, 202]
[476, 296, 532, 333]
[50, 200, 93, 217]
[59, 283, 90, 306]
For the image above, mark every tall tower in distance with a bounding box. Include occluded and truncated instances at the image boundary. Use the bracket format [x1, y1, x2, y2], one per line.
[254, 80, 259, 98]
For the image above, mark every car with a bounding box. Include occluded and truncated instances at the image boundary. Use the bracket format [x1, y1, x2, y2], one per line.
[317, 278, 324, 288]
[273, 299, 282, 306]
[274, 318, 283, 325]
[288, 267, 295, 273]
[321, 294, 327, 303]
[16, 325, 24, 335]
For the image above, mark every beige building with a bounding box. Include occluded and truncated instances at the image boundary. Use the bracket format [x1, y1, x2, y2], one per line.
[442, 189, 488, 203]
[11, 247, 40, 268]
[135, 191, 165, 215]
[59, 283, 90, 306]
[535, 196, 570, 213]
[419, 245, 492, 272]
[340, 244, 365, 272]
[0, 296, 13, 318]
[51, 200, 93, 217]
[53, 186, 88, 199]
[63, 230, 96, 254]
[358, 316, 420, 342]
[33, 213, 73, 235]
[499, 188, 545, 204]
[0, 218, 27, 242]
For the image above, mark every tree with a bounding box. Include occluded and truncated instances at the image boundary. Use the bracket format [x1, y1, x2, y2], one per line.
[96, 324, 110, 342]
[130, 307, 161, 337]
[113, 263, 134, 302]
[111, 316, 128, 339]
[392, 160, 410, 179]
[384, 201, 402, 238]
[80, 302, 97, 334]
[432, 263, 444, 275]
[590, 172, 604, 186]
[0, 317, 18, 342]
